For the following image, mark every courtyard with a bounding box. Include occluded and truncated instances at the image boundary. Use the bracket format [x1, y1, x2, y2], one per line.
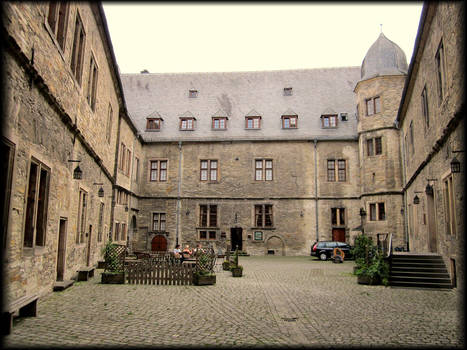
[3, 256, 463, 348]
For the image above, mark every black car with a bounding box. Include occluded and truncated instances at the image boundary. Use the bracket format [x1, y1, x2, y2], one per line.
[311, 241, 353, 261]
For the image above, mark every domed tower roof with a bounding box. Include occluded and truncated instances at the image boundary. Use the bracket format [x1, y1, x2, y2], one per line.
[360, 32, 408, 81]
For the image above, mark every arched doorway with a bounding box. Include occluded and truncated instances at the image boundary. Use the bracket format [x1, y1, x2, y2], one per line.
[266, 235, 285, 256]
[151, 235, 167, 252]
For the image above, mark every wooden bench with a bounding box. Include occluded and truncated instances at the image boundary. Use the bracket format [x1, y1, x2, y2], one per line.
[2, 294, 38, 335]
[77, 266, 95, 281]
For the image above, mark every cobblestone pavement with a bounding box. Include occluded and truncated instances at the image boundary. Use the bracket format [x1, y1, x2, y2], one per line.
[3, 256, 464, 348]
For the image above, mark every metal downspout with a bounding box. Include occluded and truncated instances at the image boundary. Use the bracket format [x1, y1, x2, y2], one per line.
[109, 109, 122, 243]
[400, 136, 410, 252]
[314, 139, 319, 242]
[175, 141, 183, 246]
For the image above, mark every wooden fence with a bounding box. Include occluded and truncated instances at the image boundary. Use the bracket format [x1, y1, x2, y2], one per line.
[125, 261, 194, 285]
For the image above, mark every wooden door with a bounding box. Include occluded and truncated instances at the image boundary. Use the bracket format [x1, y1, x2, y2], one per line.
[332, 228, 346, 242]
[151, 235, 167, 251]
[230, 227, 242, 251]
[427, 192, 437, 252]
[86, 224, 92, 266]
[56, 218, 67, 281]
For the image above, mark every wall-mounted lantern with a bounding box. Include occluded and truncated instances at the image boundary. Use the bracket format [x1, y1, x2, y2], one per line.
[68, 160, 82, 179]
[186, 210, 190, 216]
[98, 186, 105, 197]
[451, 157, 461, 173]
[413, 195, 420, 205]
[425, 184, 433, 196]
[359, 207, 366, 217]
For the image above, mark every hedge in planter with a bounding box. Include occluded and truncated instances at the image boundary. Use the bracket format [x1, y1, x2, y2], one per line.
[193, 247, 217, 286]
[230, 249, 243, 277]
[355, 250, 389, 286]
[101, 241, 126, 284]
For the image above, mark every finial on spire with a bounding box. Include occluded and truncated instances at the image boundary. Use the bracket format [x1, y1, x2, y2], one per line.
[380, 24, 383, 33]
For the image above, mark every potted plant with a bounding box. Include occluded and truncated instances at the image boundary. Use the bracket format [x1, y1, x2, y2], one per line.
[193, 248, 216, 286]
[101, 241, 126, 284]
[355, 249, 389, 286]
[222, 248, 231, 271]
[230, 249, 243, 277]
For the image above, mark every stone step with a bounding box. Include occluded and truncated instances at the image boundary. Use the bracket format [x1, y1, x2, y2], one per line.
[389, 280, 452, 289]
[389, 270, 450, 278]
[389, 275, 452, 284]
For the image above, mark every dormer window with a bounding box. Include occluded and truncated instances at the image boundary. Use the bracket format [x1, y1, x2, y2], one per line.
[366, 96, 381, 116]
[282, 115, 297, 129]
[283, 87, 292, 96]
[189, 89, 198, 98]
[245, 116, 261, 129]
[180, 117, 195, 131]
[212, 117, 228, 130]
[321, 114, 337, 128]
[146, 118, 163, 131]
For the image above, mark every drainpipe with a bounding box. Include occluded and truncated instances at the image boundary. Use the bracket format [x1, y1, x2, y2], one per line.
[314, 139, 319, 242]
[175, 141, 183, 246]
[109, 109, 122, 243]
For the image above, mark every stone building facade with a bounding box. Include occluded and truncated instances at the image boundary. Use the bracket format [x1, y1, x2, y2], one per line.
[1, 1, 463, 302]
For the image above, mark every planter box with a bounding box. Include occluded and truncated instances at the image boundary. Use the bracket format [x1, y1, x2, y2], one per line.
[357, 274, 381, 285]
[193, 274, 216, 286]
[101, 272, 125, 284]
[231, 267, 243, 277]
[222, 261, 231, 271]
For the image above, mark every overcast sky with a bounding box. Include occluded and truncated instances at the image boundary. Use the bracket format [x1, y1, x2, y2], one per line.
[102, 3, 423, 74]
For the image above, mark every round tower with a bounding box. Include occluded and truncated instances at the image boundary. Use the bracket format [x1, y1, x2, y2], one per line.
[354, 32, 408, 248]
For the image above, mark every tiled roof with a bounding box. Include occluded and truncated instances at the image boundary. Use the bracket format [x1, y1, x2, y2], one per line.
[120, 67, 361, 142]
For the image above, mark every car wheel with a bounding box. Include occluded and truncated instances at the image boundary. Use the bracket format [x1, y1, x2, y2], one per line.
[319, 252, 327, 261]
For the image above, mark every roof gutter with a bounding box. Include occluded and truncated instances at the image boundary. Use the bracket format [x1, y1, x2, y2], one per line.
[395, 2, 434, 127]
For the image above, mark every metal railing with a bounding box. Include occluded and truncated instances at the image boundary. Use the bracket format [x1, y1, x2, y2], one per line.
[376, 233, 393, 258]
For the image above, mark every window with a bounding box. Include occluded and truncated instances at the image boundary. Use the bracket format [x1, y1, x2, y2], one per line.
[365, 96, 381, 116]
[146, 118, 162, 131]
[70, 12, 85, 84]
[282, 115, 297, 129]
[283, 87, 292, 96]
[134, 157, 140, 182]
[369, 203, 385, 221]
[200, 160, 218, 182]
[126, 149, 131, 176]
[327, 159, 346, 182]
[435, 40, 447, 103]
[245, 116, 261, 129]
[331, 208, 345, 225]
[321, 115, 337, 128]
[116, 189, 128, 205]
[47, 2, 69, 51]
[97, 202, 104, 242]
[199, 205, 217, 227]
[76, 189, 87, 244]
[121, 223, 127, 241]
[2, 139, 15, 249]
[86, 54, 98, 111]
[189, 89, 198, 98]
[212, 117, 227, 130]
[149, 160, 167, 182]
[255, 159, 273, 181]
[254, 231, 263, 241]
[444, 175, 456, 236]
[367, 137, 382, 156]
[199, 230, 217, 240]
[152, 213, 166, 231]
[255, 204, 273, 227]
[180, 117, 195, 130]
[421, 86, 430, 128]
[106, 104, 112, 143]
[114, 222, 120, 241]
[24, 159, 50, 248]
[409, 121, 415, 154]
[119, 143, 125, 171]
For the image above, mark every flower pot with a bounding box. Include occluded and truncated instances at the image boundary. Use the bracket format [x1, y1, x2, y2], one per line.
[231, 267, 243, 277]
[101, 272, 125, 284]
[193, 274, 216, 286]
[357, 274, 381, 285]
[222, 261, 231, 271]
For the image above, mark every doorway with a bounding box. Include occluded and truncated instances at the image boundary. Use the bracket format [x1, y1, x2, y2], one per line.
[151, 235, 167, 251]
[332, 228, 346, 242]
[56, 218, 67, 281]
[230, 227, 243, 251]
[86, 224, 92, 266]
[426, 191, 437, 252]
